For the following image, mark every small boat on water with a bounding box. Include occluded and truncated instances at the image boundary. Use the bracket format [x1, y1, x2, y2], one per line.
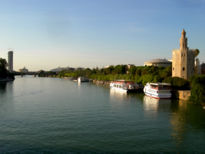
[77, 77, 89, 83]
[110, 80, 139, 93]
[143, 83, 172, 99]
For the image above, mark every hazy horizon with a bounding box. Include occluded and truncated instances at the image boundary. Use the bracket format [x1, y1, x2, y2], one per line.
[0, 0, 205, 71]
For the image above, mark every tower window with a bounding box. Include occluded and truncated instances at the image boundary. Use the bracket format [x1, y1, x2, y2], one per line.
[183, 67, 185, 71]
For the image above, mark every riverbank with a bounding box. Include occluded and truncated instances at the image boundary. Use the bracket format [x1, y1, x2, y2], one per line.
[0, 77, 15, 82]
[38, 65, 172, 85]
[36, 65, 205, 104]
[92, 79, 110, 87]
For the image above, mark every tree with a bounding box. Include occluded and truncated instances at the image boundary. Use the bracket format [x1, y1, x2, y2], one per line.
[190, 75, 205, 104]
[113, 65, 127, 74]
[0, 58, 8, 78]
[0, 58, 7, 70]
[163, 77, 190, 90]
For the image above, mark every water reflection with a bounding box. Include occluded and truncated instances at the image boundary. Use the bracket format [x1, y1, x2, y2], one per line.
[143, 95, 159, 111]
[0, 82, 14, 98]
[110, 88, 128, 101]
[0, 81, 14, 115]
[78, 81, 81, 87]
[0, 82, 7, 92]
[143, 95, 172, 112]
[0, 77, 205, 152]
[143, 95, 205, 150]
[170, 100, 205, 150]
[170, 100, 186, 146]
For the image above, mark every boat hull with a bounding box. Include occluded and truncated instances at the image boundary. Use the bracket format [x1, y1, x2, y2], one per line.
[143, 83, 172, 99]
[144, 92, 171, 99]
[110, 80, 139, 93]
[110, 87, 127, 93]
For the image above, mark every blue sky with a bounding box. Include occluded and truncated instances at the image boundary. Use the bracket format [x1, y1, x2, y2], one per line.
[0, 0, 204, 71]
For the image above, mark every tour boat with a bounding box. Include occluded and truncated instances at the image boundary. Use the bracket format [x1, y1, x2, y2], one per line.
[110, 80, 139, 93]
[143, 83, 172, 99]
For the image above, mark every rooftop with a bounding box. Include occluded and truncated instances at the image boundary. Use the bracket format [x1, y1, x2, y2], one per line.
[145, 58, 172, 64]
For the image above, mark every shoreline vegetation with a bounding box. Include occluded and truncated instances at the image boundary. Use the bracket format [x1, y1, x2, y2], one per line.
[0, 58, 14, 82]
[37, 65, 205, 105]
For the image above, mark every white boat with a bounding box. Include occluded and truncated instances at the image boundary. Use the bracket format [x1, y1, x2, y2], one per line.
[77, 77, 89, 83]
[110, 80, 139, 93]
[143, 83, 172, 99]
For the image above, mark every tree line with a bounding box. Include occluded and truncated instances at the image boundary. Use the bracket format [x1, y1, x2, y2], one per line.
[39, 65, 186, 86]
[0, 58, 14, 79]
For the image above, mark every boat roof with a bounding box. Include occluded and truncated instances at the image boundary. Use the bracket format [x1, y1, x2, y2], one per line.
[111, 80, 135, 83]
[149, 82, 171, 86]
[111, 80, 130, 82]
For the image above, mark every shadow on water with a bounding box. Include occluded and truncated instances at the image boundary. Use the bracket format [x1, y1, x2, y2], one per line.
[0, 81, 14, 101]
[0, 81, 14, 116]
[0, 81, 14, 93]
[0, 82, 7, 92]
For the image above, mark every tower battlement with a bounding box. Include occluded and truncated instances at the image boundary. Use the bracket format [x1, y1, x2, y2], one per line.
[172, 30, 199, 79]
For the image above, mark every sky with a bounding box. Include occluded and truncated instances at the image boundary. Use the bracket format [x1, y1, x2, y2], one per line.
[0, 0, 205, 71]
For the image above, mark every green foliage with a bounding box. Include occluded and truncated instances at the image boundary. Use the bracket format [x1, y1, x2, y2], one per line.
[113, 65, 127, 74]
[0, 58, 8, 78]
[0, 58, 14, 79]
[38, 71, 57, 77]
[163, 77, 190, 90]
[190, 75, 205, 104]
[53, 65, 172, 85]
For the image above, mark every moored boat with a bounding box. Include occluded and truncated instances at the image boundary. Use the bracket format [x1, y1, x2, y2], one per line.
[110, 80, 139, 93]
[77, 76, 89, 83]
[143, 83, 172, 99]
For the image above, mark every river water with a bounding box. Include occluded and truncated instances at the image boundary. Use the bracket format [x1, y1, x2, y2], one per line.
[0, 76, 205, 153]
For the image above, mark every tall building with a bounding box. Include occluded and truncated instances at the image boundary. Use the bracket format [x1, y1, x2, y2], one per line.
[172, 30, 199, 79]
[8, 51, 13, 72]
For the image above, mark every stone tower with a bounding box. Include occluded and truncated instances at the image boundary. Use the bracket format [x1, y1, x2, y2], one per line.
[172, 30, 199, 80]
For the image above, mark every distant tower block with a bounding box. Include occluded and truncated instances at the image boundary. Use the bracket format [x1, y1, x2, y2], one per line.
[8, 51, 13, 72]
[172, 30, 199, 79]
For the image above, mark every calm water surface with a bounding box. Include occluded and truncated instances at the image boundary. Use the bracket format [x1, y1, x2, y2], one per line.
[0, 76, 205, 153]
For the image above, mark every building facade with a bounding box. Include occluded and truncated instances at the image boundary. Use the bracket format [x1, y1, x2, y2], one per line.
[19, 67, 29, 73]
[172, 30, 199, 80]
[8, 51, 13, 72]
[144, 59, 172, 67]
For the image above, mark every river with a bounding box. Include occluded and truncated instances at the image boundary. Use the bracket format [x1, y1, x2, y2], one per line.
[0, 76, 205, 153]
